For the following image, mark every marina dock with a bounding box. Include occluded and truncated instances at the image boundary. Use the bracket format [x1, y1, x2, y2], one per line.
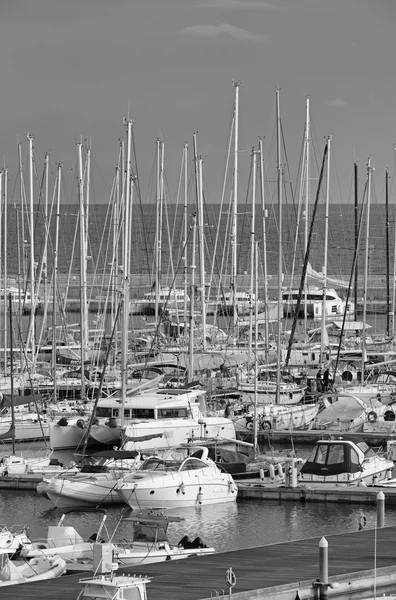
[5, 525, 396, 599]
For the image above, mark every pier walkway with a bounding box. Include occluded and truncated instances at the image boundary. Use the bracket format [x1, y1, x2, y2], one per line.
[6, 525, 396, 600]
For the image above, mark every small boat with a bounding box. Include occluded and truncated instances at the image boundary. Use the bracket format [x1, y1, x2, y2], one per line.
[299, 438, 394, 485]
[116, 445, 238, 509]
[233, 401, 319, 433]
[37, 449, 142, 509]
[0, 547, 66, 587]
[114, 511, 215, 566]
[76, 572, 151, 600]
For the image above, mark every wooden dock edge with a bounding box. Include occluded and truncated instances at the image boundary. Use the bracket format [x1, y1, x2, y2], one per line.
[200, 565, 396, 600]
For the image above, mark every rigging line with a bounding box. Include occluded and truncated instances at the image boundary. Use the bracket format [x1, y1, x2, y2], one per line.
[80, 299, 123, 455]
[285, 141, 328, 367]
[139, 213, 197, 371]
[331, 178, 368, 380]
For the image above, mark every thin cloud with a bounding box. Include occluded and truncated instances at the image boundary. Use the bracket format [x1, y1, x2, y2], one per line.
[327, 98, 347, 107]
[180, 23, 269, 42]
[199, 0, 279, 8]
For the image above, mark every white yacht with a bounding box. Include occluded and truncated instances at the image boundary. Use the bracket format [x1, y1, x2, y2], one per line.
[282, 286, 354, 319]
[49, 388, 236, 451]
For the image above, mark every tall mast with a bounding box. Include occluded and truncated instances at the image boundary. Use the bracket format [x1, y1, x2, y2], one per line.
[385, 168, 390, 336]
[248, 148, 257, 372]
[391, 146, 396, 337]
[3, 170, 7, 374]
[320, 135, 331, 364]
[121, 117, 133, 428]
[27, 133, 36, 364]
[77, 141, 87, 399]
[303, 97, 310, 330]
[361, 158, 373, 383]
[197, 156, 207, 350]
[231, 81, 240, 332]
[52, 164, 61, 397]
[259, 138, 269, 363]
[188, 214, 197, 382]
[354, 162, 359, 314]
[154, 139, 164, 324]
[182, 142, 188, 337]
[276, 89, 283, 405]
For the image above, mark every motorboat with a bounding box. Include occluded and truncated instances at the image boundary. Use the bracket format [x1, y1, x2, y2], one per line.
[0, 547, 66, 586]
[76, 572, 151, 600]
[116, 445, 238, 509]
[48, 375, 165, 450]
[282, 285, 354, 318]
[130, 287, 189, 316]
[37, 449, 142, 509]
[310, 391, 388, 432]
[120, 388, 236, 453]
[215, 290, 264, 316]
[22, 508, 214, 568]
[299, 438, 394, 485]
[114, 511, 215, 566]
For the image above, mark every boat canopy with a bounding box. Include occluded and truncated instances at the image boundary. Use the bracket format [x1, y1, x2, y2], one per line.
[300, 439, 373, 477]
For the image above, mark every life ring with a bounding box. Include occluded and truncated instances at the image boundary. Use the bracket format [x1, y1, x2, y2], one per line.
[225, 567, 236, 588]
[367, 411, 378, 423]
[260, 420, 272, 431]
[358, 513, 367, 530]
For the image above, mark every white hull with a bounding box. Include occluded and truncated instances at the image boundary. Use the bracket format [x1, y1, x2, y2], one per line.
[117, 477, 237, 509]
[0, 419, 50, 442]
[121, 417, 235, 452]
[239, 387, 305, 405]
[234, 403, 319, 432]
[38, 475, 124, 508]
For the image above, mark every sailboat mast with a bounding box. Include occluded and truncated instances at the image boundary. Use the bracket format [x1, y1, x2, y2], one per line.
[303, 97, 310, 328]
[121, 118, 134, 427]
[154, 139, 164, 324]
[320, 135, 331, 364]
[52, 164, 61, 397]
[385, 168, 390, 336]
[77, 142, 87, 399]
[183, 142, 189, 336]
[188, 214, 197, 382]
[248, 148, 257, 371]
[276, 89, 283, 405]
[27, 133, 36, 363]
[0, 172, 5, 371]
[354, 162, 359, 314]
[259, 139, 269, 363]
[231, 81, 240, 332]
[197, 156, 207, 350]
[361, 158, 373, 382]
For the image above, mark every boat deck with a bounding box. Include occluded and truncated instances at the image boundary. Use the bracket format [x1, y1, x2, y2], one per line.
[6, 525, 396, 599]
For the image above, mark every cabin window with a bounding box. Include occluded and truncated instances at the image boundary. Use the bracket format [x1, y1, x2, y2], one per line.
[350, 449, 360, 466]
[96, 407, 113, 418]
[180, 458, 208, 471]
[327, 445, 344, 465]
[157, 408, 188, 419]
[133, 408, 155, 419]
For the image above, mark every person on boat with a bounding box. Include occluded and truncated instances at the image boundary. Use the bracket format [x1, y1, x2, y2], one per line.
[316, 370, 323, 393]
[323, 369, 331, 391]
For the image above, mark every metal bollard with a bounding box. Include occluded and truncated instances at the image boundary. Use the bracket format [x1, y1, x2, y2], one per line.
[313, 537, 329, 600]
[377, 490, 385, 528]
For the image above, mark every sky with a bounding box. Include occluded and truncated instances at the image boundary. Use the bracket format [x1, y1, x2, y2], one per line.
[1, 0, 396, 205]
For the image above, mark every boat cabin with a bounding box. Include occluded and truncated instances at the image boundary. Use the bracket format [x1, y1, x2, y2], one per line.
[299, 438, 392, 483]
[77, 573, 151, 600]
